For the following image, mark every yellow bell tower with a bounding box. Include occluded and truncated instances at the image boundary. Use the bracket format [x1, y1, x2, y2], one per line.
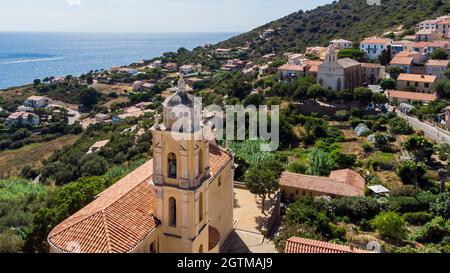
[151, 77, 212, 253]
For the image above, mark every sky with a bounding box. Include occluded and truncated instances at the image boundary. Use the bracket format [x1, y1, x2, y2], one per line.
[0, 0, 333, 33]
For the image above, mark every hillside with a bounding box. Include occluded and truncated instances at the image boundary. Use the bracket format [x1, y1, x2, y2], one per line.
[219, 0, 450, 55]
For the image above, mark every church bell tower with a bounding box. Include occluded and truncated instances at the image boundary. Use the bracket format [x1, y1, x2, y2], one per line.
[151, 77, 212, 253]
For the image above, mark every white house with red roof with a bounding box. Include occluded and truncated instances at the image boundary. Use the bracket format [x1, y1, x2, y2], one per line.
[360, 37, 393, 59]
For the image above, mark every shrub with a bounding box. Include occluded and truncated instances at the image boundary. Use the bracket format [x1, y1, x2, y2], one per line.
[430, 193, 450, 218]
[402, 212, 433, 225]
[360, 218, 374, 232]
[372, 211, 408, 240]
[287, 161, 308, 174]
[410, 217, 449, 244]
[362, 142, 374, 153]
[335, 110, 350, 121]
[333, 197, 380, 222]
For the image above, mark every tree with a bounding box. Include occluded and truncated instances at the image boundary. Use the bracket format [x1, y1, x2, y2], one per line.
[378, 48, 392, 66]
[353, 87, 373, 105]
[386, 66, 404, 80]
[371, 211, 408, 240]
[307, 148, 332, 176]
[402, 136, 434, 163]
[380, 78, 397, 90]
[79, 88, 100, 107]
[388, 117, 413, 135]
[433, 78, 450, 99]
[244, 166, 279, 214]
[337, 49, 367, 62]
[33, 79, 41, 86]
[396, 161, 427, 188]
[307, 84, 326, 99]
[431, 48, 449, 60]
[80, 154, 109, 177]
[243, 93, 264, 107]
[373, 92, 388, 105]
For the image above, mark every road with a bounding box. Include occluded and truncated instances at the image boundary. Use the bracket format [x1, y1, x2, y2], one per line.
[396, 111, 450, 145]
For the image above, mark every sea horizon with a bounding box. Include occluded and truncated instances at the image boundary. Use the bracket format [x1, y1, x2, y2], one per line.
[0, 31, 239, 90]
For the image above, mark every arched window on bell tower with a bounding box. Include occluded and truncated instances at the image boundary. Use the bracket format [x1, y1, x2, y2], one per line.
[169, 197, 177, 227]
[168, 153, 177, 179]
[198, 149, 203, 176]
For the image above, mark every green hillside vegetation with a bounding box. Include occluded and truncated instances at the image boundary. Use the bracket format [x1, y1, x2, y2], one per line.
[219, 0, 450, 55]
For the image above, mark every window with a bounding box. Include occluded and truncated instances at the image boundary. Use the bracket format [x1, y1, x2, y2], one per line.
[199, 192, 204, 222]
[425, 83, 430, 88]
[198, 151, 203, 176]
[415, 82, 419, 87]
[169, 197, 177, 227]
[218, 175, 222, 187]
[149, 242, 157, 253]
[168, 153, 177, 179]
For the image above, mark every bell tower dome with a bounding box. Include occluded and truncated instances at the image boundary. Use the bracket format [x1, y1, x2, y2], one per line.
[151, 76, 211, 253]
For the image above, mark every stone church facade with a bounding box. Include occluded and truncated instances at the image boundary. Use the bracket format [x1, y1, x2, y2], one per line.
[318, 46, 363, 91]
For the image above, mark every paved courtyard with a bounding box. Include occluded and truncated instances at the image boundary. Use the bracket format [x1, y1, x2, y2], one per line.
[224, 188, 278, 253]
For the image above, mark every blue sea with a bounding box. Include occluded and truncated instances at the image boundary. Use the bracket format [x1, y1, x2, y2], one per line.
[0, 32, 237, 89]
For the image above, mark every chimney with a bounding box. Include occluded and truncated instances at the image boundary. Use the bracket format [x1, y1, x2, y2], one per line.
[421, 74, 425, 78]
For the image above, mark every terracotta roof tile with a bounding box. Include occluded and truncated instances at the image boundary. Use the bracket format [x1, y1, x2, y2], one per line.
[361, 38, 391, 45]
[397, 73, 436, 83]
[280, 169, 365, 197]
[426, 59, 450, 67]
[387, 90, 437, 102]
[48, 145, 232, 253]
[278, 64, 306, 72]
[285, 237, 370, 253]
[390, 56, 414, 65]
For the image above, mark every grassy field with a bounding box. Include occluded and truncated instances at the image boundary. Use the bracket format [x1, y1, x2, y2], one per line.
[0, 134, 80, 176]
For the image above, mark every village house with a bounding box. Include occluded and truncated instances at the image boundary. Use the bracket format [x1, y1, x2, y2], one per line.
[305, 60, 323, 80]
[412, 42, 431, 53]
[415, 29, 441, 42]
[436, 19, 450, 38]
[285, 237, 370, 254]
[87, 140, 110, 154]
[306, 46, 327, 60]
[24, 95, 49, 109]
[391, 41, 415, 56]
[262, 28, 275, 39]
[390, 56, 414, 73]
[361, 63, 385, 85]
[397, 73, 437, 93]
[112, 67, 139, 75]
[396, 50, 426, 64]
[445, 106, 450, 128]
[387, 90, 437, 105]
[5, 111, 40, 128]
[318, 46, 362, 91]
[215, 48, 232, 59]
[163, 62, 178, 72]
[287, 53, 306, 65]
[418, 19, 440, 31]
[360, 37, 392, 60]
[427, 41, 450, 56]
[278, 64, 308, 81]
[329, 39, 353, 49]
[279, 169, 366, 202]
[132, 81, 145, 92]
[221, 59, 246, 71]
[425, 59, 450, 79]
[95, 113, 111, 123]
[180, 64, 197, 76]
[51, 77, 66, 84]
[47, 78, 234, 253]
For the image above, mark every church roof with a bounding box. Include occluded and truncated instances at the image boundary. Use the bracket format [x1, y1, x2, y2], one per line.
[165, 91, 195, 107]
[48, 145, 232, 253]
[285, 237, 370, 253]
[337, 58, 361, 68]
